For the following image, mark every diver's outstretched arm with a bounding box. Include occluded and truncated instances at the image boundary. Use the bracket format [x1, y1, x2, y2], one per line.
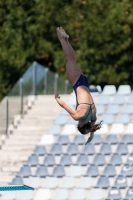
[85, 132, 94, 145]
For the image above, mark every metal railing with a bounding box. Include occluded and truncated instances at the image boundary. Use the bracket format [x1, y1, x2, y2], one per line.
[0, 61, 72, 136]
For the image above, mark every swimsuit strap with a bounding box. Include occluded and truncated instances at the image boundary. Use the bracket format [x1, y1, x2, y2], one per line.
[76, 102, 94, 110]
[78, 102, 94, 106]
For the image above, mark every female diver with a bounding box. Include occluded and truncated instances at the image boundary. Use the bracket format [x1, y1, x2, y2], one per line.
[55, 27, 102, 144]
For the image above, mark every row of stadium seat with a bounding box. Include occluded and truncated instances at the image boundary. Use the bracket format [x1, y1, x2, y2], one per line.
[55, 134, 133, 145]
[16, 163, 133, 177]
[47, 123, 133, 135]
[1, 187, 133, 200]
[27, 145, 132, 160]
[97, 104, 133, 114]
[96, 95, 133, 104]
[38, 134, 133, 147]
[32, 142, 133, 155]
[11, 175, 133, 189]
[32, 143, 133, 155]
[23, 152, 133, 166]
[100, 85, 132, 95]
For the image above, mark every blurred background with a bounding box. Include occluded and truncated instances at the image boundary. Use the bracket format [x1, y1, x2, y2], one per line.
[0, 0, 133, 100]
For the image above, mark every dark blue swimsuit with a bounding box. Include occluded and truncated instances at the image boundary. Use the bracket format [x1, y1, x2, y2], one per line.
[73, 74, 94, 120]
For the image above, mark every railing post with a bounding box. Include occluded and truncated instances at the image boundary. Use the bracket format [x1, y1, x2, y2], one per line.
[20, 78, 23, 116]
[33, 61, 37, 96]
[44, 68, 48, 94]
[6, 97, 8, 136]
[54, 74, 58, 94]
[65, 80, 69, 94]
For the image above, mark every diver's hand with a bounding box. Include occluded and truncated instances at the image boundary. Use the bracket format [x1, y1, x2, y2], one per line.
[85, 132, 94, 145]
[55, 92, 65, 107]
[55, 92, 60, 99]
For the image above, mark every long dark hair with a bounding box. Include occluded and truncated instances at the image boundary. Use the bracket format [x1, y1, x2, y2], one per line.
[77, 121, 103, 135]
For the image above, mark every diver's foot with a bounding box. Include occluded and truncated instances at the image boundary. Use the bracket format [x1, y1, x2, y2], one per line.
[56, 26, 69, 40]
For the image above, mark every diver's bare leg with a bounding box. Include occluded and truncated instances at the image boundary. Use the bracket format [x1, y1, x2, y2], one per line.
[57, 27, 82, 85]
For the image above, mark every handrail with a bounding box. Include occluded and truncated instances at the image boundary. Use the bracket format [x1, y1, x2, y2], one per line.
[0, 61, 72, 137]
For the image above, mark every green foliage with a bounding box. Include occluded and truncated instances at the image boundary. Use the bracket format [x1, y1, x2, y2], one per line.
[0, 0, 133, 100]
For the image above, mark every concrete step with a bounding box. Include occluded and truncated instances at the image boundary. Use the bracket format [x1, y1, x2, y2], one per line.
[9, 134, 41, 140]
[20, 117, 56, 121]
[0, 94, 69, 185]
[0, 149, 34, 157]
[0, 167, 19, 173]
[19, 121, 54, 126]
[5, 140, 39, 146]
[12, 130, 45, 135]
[16, 126, 48, 131]
[27, 110, 61, 115]
[0, 174, 15, 184]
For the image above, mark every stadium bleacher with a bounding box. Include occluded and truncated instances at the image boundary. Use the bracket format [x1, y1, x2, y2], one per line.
[0, 84, 133, 199]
